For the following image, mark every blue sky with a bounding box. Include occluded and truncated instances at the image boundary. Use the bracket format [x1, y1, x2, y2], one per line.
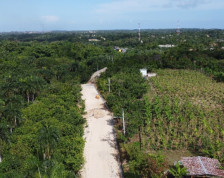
[0, 0, 223, 31]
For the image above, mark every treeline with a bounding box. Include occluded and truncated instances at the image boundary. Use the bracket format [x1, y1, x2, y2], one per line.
[0, 40, 110, 177]
[162, 43, 224, 82]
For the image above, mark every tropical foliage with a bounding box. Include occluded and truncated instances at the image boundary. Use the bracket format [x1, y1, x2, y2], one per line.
[0, 29, 224, 177]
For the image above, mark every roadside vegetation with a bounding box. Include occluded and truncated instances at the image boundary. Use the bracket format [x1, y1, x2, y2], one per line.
[98, 68, 224, 178]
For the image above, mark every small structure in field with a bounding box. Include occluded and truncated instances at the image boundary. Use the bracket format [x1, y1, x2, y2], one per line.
[140, 69, 157, 78]
[147, 73, 157, 78]
[140, 68, 147, 77]
[179, 156, 224, 177]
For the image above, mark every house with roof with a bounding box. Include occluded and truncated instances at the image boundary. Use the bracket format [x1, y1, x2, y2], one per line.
[158, 44, 175, 48]
[176, 156, 224, 177]
[114, 46, 127, 53]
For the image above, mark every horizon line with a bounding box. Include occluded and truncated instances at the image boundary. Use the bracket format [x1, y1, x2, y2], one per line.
[1, 27, 224, 33]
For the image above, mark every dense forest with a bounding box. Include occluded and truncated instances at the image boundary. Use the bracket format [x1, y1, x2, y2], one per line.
[0, 38, 109, 177]
[0, 29, 224, 177]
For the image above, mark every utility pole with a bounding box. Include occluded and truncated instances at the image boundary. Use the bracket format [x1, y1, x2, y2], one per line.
[122, 108, 125, 135]
[138, 23, 141, 42]
[108, 78, 111, 93]
[176, 20, 180, 35]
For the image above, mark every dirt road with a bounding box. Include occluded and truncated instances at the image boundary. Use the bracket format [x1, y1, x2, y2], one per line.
[81, 69, 122, 178]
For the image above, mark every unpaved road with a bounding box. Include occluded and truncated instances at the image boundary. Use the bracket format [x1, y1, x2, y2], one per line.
[88, 67, 107, 83]
[81, 69, 122, 178]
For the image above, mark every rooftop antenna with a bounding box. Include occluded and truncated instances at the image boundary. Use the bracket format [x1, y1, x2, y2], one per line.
[138, 23, 141, 42]
[176, 20, 180, 35]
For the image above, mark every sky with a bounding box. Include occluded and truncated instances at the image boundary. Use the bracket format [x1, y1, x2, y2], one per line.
[0, 0, 224, 31]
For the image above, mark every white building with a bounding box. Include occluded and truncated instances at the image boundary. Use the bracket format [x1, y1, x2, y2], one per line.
[158, 44, 175, 48]
[140, 69, 147, 77]
[88, 39, 100, 42]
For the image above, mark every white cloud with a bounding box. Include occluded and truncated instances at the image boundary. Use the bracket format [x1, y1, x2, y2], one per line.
[41, 15, 59, 23]
[172, 0, 211, 8]
[94, 0, 224, 15]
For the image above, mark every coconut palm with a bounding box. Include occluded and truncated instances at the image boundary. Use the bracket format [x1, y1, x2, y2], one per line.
[38, 123, 59, 160]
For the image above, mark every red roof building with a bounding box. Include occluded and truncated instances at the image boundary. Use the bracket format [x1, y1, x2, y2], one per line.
[180, 156, 224, 177]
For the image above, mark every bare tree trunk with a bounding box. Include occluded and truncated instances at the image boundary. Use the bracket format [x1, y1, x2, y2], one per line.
[27, 93, 30, 103]
[14, 116, 17, 127]
[38, 166, 42, 178]
[0, 154, 2, 163]
[32, 94, 35, 102]
[139, 126, 142, 150]
[10, 127, 13, 133]
[47, 144, 50, 160]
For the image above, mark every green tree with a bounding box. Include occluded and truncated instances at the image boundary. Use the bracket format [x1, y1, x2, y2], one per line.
[38, 123, 59, 161]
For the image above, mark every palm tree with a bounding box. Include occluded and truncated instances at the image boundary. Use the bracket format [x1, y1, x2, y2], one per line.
[38, 123, 59, 160]
[0, 138, 4, 163]
[0, 99, 5, 119]
[4, 95, 23, 133]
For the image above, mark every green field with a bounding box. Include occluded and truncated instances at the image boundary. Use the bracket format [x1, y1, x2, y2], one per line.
[145, 69, 224, 161]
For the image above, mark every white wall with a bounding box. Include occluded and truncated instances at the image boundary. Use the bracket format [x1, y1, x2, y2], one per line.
[140, 69, 147, 77]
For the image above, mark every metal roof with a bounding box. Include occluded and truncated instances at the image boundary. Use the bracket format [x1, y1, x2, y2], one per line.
[180, 156, 224, 177]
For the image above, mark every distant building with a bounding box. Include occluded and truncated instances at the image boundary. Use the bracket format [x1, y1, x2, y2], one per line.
[158, 44, 175, 48]
[178, 156, 224, 177]
[89, 31, 96, 34]
[88, 39, 100, 42]
[216, 39, 224, 42]
[114, 46, 127, 53]
[101, 37, 106, 40]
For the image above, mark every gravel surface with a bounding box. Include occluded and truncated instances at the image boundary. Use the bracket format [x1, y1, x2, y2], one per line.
[80, 69, 122, 178]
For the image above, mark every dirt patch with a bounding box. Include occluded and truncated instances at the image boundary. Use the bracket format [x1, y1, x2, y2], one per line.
[86, 108, 106, 119]
[162, 150, 197, 166]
